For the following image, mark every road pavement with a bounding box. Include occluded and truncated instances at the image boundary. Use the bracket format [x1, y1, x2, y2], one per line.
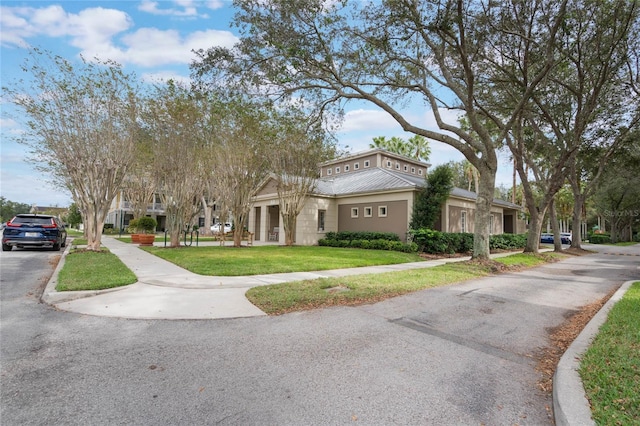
[0, 239, 637, 425]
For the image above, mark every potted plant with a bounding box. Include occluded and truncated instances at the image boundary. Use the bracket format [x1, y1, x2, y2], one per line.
[127, 218, 140, 243]
[136, 216, 157, 246]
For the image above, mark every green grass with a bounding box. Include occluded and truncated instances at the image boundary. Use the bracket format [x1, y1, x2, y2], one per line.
[579, 282, 640, 425]
[494, 252, 562, 268]
[141, 245, 425, 276]
[246, 261, 496, 314]
[602, 241, 639, 247]
[56, 249, 137, 291]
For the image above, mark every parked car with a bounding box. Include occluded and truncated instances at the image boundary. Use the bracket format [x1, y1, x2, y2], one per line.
[211, 222, 232, 233]
[540, 232, 572, 245]
[2, 214, 67, 251]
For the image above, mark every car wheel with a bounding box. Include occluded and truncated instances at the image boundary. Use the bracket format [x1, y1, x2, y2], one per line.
[2, 244, 11, 252]
[52, 242, 61, 251]
[62, 238, 67, 247]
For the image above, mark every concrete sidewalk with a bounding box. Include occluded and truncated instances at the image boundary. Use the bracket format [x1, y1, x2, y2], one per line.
[42, 236, 473, 320]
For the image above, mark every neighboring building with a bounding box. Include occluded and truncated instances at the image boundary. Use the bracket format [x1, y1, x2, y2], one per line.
[29, 205, 68, 217]
[249, 149, 525, 244]
[106, 193, 224, 232]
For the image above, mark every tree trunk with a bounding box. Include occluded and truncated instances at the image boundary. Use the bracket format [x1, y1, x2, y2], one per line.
[472, 164, 496, 260]
[570, 194, 585, 249]
[282, 214, 296, 246]
[549, 199, 562, 252]
[201, 197, 213, 236]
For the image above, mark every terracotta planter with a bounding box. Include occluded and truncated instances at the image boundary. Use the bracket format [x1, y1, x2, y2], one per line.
[131, 234, 141, 244]
[138, 234, 156, 246]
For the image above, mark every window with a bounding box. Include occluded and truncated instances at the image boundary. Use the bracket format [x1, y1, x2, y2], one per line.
[364, 207, 373, 217]
[418, 169, 423, 176]
[378, 206, 387, 217]
[354, 162, 360, 170]
[461, 211, 467, 233]
[335, 166, 340, 174]
[351, 207, 359, 218]
[364, 160, 370, 168]
[345, 165, 350, 172]
[411, 167, 416, 174]
[327, 168, 332, 176]
[318, 210, 326, 232]
[386, 160, 392, 168]
[404, 165, 408, 172]
[395, 163, 400, 170]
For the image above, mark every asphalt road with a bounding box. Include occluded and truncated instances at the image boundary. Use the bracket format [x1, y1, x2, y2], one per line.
[1, 244, 637, 425]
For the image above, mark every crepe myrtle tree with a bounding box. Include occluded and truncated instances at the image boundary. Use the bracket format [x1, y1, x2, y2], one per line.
[269, 104, 338, 246]
[207, 94, 273, 247]
[3, 49, 139, 251]
[141, 81, 208, 248]
[192, 0, 567, 259]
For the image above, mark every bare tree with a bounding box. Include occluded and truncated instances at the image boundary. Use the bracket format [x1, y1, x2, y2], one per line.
[4, 49, 139, 251]
[193, 0, 566, 259]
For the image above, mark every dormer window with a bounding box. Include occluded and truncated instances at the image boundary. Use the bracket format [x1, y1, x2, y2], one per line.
[327, 168, 332, 176]
[354, 162, 359, 170]
[364, 160, 370, 168]
[335, 166, 340, 174]
[345, 165, 350, 172]
[386, 160, 392, 168]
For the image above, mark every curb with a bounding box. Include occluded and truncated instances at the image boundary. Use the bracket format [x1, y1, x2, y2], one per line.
[553, 280, 636, 426]
[41, 241, 133, 305]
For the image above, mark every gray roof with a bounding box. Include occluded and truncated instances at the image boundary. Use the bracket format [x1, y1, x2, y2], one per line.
[313, 168, 521, 209]
[315, 168, 424, 196]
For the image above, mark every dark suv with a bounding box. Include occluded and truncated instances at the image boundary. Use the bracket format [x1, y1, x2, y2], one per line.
[2, 214, 67, 251]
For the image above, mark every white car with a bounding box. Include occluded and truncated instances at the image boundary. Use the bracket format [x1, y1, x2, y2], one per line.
[211, 223, 232, 233]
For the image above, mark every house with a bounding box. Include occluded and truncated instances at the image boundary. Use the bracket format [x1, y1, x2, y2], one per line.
[248, 149, 525, 244]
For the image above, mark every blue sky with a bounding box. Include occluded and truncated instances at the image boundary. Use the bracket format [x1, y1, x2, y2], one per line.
[1, 0, 514, 207]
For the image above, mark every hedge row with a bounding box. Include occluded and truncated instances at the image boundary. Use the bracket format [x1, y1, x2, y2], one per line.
[323, 231, 401, 242]
[318, 232, 417, 253]
[408, 229, 528, 254]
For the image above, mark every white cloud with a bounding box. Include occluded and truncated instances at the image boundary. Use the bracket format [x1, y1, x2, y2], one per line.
[138, 0, 199, 17]
[0, 5, 132, 49]
[0, 4, 237, 68]
[339, 109, 401, 133]
[140, 71, 191, 85]
[115, 28, 237, 67]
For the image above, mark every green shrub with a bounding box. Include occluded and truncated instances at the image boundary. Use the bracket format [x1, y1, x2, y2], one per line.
[317, 236, 417, 253]
[409, 228, 527, 254]
[126, 218, 139, 234]
[589, 234, 611, 244]
[137, 216, 157, 234]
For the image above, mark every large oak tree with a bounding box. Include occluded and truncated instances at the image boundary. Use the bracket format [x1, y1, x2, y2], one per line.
[193, 0, 566, 259]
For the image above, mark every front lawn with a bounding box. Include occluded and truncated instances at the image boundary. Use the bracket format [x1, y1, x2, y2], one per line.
[141, 245, 425, 276]
[246, 253, 563, 314]
[580, 281, 640, 425]
[56, 249, 137, 291]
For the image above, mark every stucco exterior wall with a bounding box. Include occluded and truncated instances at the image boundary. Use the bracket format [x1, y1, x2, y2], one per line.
[338, 198, 410, 242]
